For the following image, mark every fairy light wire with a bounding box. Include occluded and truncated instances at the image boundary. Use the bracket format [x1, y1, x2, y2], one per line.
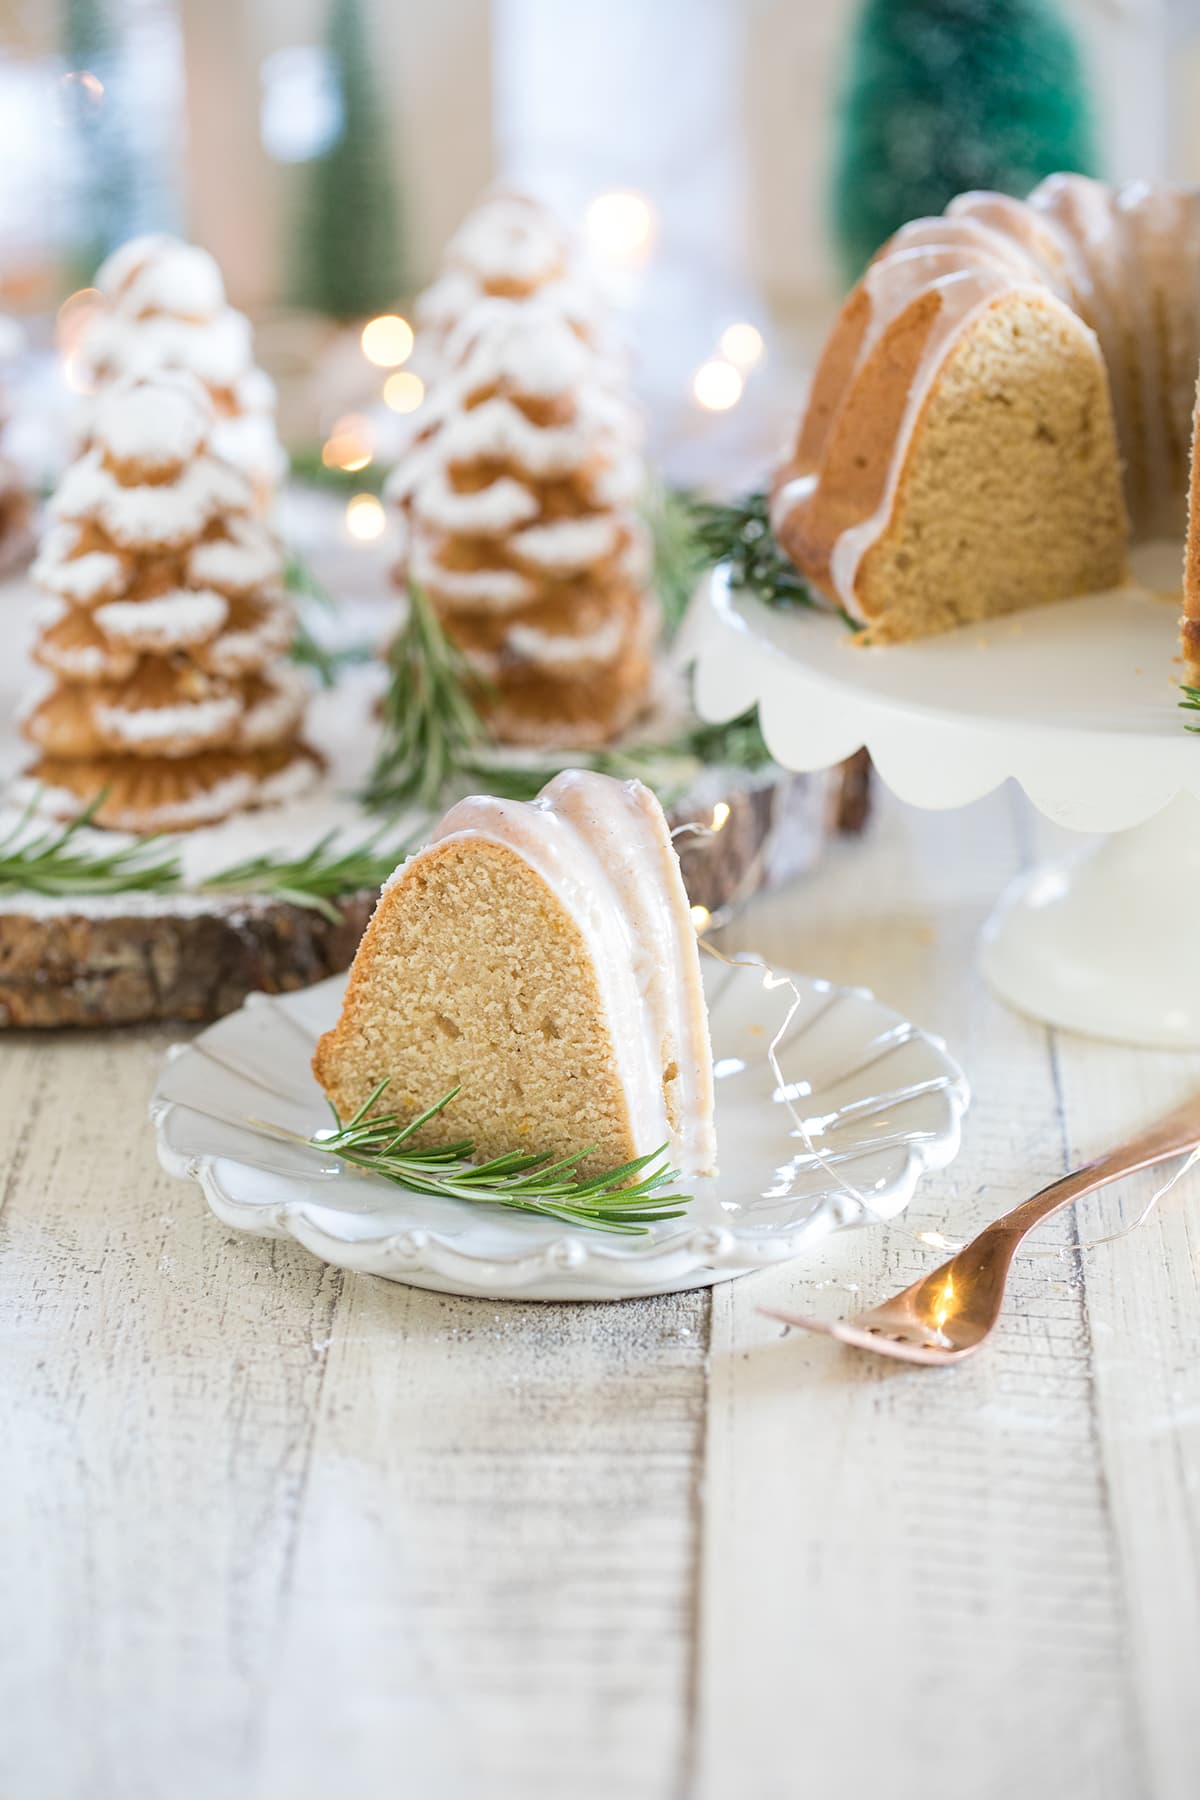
[670, 817, 879, 1222]
[671, 817, 1200, 1257]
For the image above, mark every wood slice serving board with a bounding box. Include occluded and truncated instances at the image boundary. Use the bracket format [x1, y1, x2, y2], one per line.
[0, 754, 868, 1028]
[0, 545, 870, 1028]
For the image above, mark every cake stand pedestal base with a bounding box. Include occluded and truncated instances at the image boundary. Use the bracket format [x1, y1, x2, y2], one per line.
[982, 792, 1200, 1048]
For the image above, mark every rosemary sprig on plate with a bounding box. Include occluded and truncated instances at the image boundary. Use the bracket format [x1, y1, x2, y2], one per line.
[311, 1079, 692, 1236]
[1179, 684, 1200, 730]
[363, 581, 489, 812]
[202, 828, 413, 922]
[0, 795, 182, 897]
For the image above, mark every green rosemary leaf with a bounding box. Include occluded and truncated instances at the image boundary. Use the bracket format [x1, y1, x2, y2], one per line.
[289, 617, 373, 688]
[683, 488, 856, 627]
[310, 1079, 692, 1236]
[0, 794, 183, 898]
[363, 581, 488, 813]
[202, 826, 413, 918]
[646, 481, 710, 634]
[1179, 684, 1200, 731]
[283, 548, 336, 610]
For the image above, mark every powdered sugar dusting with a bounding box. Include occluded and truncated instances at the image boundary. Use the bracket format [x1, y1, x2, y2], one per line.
[92, 378, 208, 468]
[53, 448, 250, 549]
[94, 691, 242, 747]
[94, 588, 229, 647]
[414, 471, 540, 536]
[188, 519, 282, 591]
[97, 235, 228, 317]
[238, 668, 307, 746]
[80, 234, 285, 494]
[33, 541, 124, 603]
[512, 515, 619, 569]
[410, 541, 532, 608]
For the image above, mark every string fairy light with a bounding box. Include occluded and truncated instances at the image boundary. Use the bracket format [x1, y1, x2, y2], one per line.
[361, 314, 414, 368]
[692, 359, 743, 412]
[383, 370, 424, 414]
[322, 413, 373, 473]
[720, 322, 764, 369]
[345, 493, 386, 541]
[585, 190, 655, 264]
[56, 287, 103, 394]
[61, 70, 105, 107]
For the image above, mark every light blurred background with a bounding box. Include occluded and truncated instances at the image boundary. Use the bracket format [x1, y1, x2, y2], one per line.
[1, 0, 1199, 491]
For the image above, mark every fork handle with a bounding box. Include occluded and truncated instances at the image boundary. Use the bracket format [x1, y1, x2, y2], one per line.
[991, 1093, 1200, 1244]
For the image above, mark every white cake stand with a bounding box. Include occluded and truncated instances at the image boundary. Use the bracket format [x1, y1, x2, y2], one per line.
[683, 551, 1200, 1049]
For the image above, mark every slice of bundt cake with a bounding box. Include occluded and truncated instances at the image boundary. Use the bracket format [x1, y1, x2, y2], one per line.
[313, 771, 717, 1179]
[772, 173, 1200, 654]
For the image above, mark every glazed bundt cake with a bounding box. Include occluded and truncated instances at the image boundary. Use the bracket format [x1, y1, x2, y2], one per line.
[313, 771, 717, 1180]
[772, 174, 1200, 674]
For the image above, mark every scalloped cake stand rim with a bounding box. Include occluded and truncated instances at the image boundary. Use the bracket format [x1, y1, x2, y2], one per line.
[685, 554, 1198, 835]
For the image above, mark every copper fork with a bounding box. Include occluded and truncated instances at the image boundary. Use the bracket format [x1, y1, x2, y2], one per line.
[761, 1090, 1200, 1365]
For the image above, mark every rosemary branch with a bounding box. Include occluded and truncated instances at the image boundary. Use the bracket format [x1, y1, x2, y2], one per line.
[646, 481, 710, 635]
[680, 487, 858, 636]
[311, 1079, 692, 1236]
[460, 706, 771, 808]
[284, 548, 336, 611]
[202, 828, 413, 923]
[288, 616, 373, 689]
[1179, 684, 1200, 730]
[363, 582, 488, 812]
[685, 488, 846, 616]
[0, 796, 408, 915]
[0, 796, 182, 897]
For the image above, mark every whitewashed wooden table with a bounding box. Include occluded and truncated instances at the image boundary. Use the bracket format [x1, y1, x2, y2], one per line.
[2, 781, 1199, 1800]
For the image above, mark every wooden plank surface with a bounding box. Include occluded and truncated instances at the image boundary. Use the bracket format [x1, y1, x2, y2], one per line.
[2, 785, 1199, 1800]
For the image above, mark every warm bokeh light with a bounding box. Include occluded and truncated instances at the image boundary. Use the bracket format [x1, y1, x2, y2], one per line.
[322, 413, 373, 472]
[690, 904, 711, 933]
[62, 350, 96, 396]
[720, 322, 765, 369]
[585, 190, 655, 262]
[710, 800, 731, 832]
[692, 359, 744, 412]
[61, 70, 105, 105]
[361, 313, 414, 368]
[346, 494, 386, 541]
[383, 370, 425, 413]
[56, 287, 103, 356]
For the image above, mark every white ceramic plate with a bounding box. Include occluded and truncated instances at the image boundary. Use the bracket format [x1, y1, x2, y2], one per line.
[151, 960, 969, 1301]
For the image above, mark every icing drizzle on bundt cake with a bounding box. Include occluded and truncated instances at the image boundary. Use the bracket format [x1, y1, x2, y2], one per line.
[313, 770, 717, 1181]
[773, 173, 1200, 662]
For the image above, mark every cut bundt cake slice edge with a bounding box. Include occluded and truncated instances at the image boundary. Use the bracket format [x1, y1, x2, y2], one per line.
[312, 771, 716, 1183]
[775, 281, 1128, 644]
[853, 290, 1129, 643]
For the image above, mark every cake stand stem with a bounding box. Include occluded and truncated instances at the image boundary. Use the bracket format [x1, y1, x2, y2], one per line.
[981, 791, 1200, 1048]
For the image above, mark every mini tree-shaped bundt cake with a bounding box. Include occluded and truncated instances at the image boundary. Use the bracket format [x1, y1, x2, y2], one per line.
[24, 373, 313, 832]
